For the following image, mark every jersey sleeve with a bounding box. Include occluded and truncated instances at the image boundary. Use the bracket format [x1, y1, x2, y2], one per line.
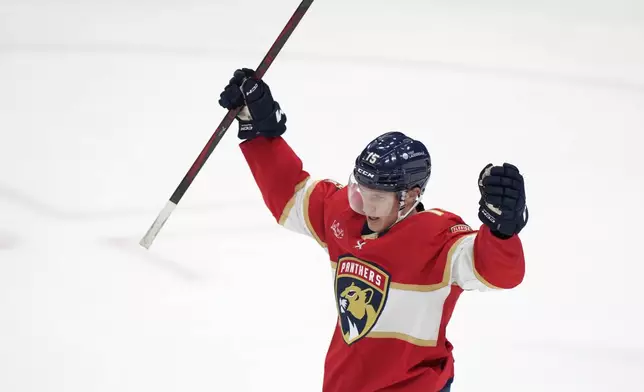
[433, 210, 525, 291]
[239, 136, 342, 249]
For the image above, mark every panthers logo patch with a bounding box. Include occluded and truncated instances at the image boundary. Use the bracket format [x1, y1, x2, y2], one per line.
[335, 256, 390, 345]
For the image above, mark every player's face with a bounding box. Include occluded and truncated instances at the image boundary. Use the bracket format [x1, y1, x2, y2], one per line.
[364, 188, 420, 232]
[348, 175, 398, 219]
[349, 174, 421, 232]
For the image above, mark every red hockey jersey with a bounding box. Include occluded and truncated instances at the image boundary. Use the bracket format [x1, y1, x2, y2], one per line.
[240, 136, 525, 392]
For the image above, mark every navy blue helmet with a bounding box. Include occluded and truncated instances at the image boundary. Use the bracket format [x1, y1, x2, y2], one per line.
[353, 131, 431, 193]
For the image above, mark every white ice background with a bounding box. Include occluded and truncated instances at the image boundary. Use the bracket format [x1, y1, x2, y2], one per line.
[1, 0, 644, 391]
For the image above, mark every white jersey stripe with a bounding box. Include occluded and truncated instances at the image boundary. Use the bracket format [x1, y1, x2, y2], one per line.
[450, 233, 500, 291]
[278, 177, 309, 225]
[368, 285, 452, 346]
[303, 179, 326, 248]
[279, 177, 327, 249]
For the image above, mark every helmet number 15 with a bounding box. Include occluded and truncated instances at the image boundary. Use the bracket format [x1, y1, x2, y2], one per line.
[365, 152, 380, 164]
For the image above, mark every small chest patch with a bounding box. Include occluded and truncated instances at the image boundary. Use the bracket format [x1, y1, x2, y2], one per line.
[335, 256, 390, 345]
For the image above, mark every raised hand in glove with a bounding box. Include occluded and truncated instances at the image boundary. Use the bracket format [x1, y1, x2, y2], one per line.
[218, 68, 287, 140]
[478, 163, 529, 239]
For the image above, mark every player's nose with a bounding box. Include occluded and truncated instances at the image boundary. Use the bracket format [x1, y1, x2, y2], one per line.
[362, 203, 378, 215]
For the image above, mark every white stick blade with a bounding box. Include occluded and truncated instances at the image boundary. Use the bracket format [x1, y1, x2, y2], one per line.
[139, 201, 177, 249]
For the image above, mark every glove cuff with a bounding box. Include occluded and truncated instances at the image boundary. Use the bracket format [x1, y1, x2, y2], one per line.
[478, 204, 528, 238]
[237, 102, 287, 140]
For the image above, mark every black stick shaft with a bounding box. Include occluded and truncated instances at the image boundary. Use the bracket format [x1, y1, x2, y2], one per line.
[169, 0, 314, 205]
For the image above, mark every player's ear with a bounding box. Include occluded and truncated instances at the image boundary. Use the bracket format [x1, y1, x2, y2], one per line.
[405, 187, 421, 204]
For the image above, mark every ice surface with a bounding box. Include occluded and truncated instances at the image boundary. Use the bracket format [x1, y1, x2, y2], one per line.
[1, 0, 644, 391]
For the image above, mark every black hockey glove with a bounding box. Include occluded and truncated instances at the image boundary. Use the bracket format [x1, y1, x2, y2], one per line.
[218, 68, 287, 140]
[477, 163, 529, 239]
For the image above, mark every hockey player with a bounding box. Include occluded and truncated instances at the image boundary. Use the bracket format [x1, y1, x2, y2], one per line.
[218, 68, 528, 392]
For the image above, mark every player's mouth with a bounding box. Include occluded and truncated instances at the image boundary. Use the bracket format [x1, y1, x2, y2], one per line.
[367, 216, 380, 222]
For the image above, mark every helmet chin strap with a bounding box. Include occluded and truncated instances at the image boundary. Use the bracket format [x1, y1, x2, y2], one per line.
[383, 190, 423, 231]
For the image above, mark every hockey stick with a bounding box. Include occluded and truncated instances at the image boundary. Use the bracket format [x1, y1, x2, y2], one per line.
[139, 0, 315, 249]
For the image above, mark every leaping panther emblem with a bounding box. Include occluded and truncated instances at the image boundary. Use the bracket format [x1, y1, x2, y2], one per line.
[335, 256, 390, 345]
